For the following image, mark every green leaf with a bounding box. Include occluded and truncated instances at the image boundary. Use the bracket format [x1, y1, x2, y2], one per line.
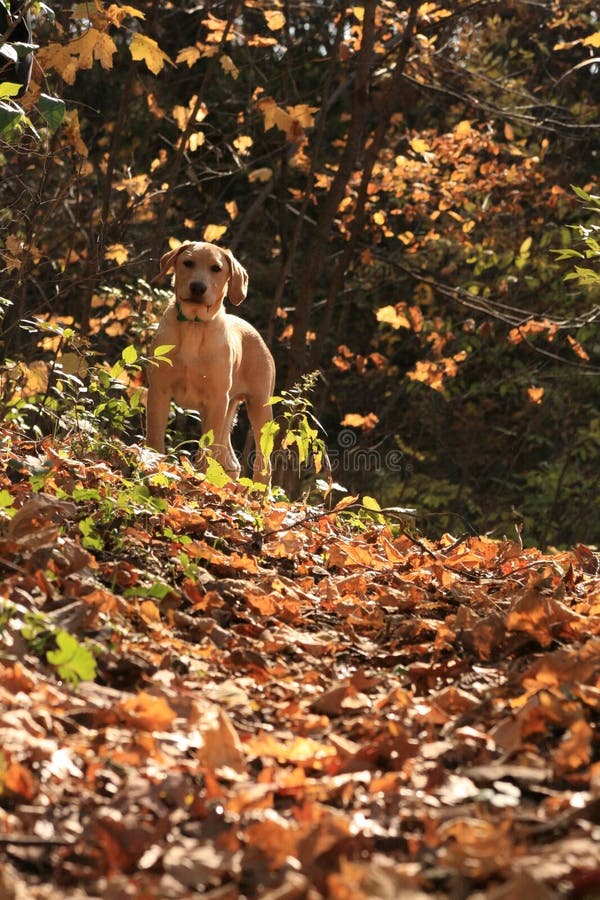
[39, 93, 66, 133]
[362, 495, 382, 512]
[572, 185, 591, 201]
[259, 419, 280, 461]
[46, 631, 97, 686]
[148, 581, 171, 600]
[109, 360, 124, 379]
[204, 456, 231, 487]
[0, 82, 21, 99]
[362, 494, 385, 524]
[199, 429, 214, 449]
[0, 100, 23, 135]
[153, 344, 175, 357]
[121, 345, 138, 365]
[79, 516, 104, 550]
[0, 489, 15, 511]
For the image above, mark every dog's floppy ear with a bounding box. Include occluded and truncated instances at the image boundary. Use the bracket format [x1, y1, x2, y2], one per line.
[153, 242, 193, 283]
[223, 248, 248, 305]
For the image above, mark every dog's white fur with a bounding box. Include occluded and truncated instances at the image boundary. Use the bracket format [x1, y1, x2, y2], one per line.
[147, 241, 275, 482]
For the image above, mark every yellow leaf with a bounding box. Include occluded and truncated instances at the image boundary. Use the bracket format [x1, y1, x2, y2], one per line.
[257, 96, 290, 131]
[248, 167, 273, 183]
[376, 305, 411, 329]
[172, 96, 207, 131]
[220, 54, 239, 79]
[410, 137, 430, 154]
[129, 33, 173, 75]
[71, 2, 102, 20]
[187, 132, 205, 151]
[7, 361, 49, 401]
[104, 243, 129, 264]
[106, 4, 145, 26]
[263, 9, 286, 30]
[454, 120, 473, 138]
[139, 600, 161, 623]
[225, 200, 238, 220]
[62, 109, 88, 156]
[202, 12, 228, 43]
[114, 174, 150, 197]
[38, 30, 117, 84]
[233, 134, 253, 156]
[203, 224, 228, 242]
[520, 236, 532, 255]
[583, 31, 600, 48]
[504, 122, 515, 141]
[340, 412, 379, 430]
[397, 231, 415, 246]
[287, 103, 318, 129]
[257, 96, 305, 141]
[352, 5, 364, 21]
[176, 45, 201, 67]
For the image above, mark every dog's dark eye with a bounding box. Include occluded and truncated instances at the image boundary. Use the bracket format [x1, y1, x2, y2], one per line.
[182, 259, 194, 268]
[211, 264, 223, 273]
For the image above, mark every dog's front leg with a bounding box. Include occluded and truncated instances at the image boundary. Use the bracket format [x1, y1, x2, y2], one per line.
[146, 386, 172, 454]
[203, 400, 241, 479]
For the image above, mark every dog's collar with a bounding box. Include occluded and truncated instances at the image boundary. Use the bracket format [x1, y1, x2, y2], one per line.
[175, 300, 206, 323]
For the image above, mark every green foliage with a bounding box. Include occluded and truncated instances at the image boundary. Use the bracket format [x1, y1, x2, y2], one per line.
[553, 187, 600, 285]
[270, 372, 329, 477]
[2, 607, 97, 687]
[0, 317, 168, 451]
[45, 630, 97, 686]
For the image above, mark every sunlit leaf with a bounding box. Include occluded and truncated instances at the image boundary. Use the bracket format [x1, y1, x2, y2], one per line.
[46, 631, 97, 685]
[129, 33, 173, 74]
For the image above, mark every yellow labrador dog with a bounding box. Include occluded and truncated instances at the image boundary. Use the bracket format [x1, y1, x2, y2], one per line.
[147, 241, 275, 482]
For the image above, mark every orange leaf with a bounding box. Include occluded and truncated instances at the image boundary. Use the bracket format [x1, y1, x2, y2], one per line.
[119, 691, 176, 731]
[4, 762, 37, 801]
[527, 385, 544, 405]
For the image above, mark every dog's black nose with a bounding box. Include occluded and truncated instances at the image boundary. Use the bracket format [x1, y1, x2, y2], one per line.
[189, 280, 207, 296]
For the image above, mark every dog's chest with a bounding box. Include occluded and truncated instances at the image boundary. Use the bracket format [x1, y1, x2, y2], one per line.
[169, 325, 231, 407]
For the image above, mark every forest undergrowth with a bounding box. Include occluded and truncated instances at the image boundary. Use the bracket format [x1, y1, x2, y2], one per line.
[0, 426, 599, 898]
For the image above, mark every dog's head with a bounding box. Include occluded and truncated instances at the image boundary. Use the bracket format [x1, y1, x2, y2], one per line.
[156, 241, 248, 320]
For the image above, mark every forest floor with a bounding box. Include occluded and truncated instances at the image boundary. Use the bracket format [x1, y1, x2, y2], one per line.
[0, 430, 599, 899]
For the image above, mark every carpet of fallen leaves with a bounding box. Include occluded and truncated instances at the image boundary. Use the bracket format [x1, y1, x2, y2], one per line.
[0, 432, 599, 900]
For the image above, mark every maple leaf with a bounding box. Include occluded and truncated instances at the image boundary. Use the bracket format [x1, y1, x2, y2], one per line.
[106, 4, 145, 26]
[38, 30, 117, 84]
[256, 96, 306, 142]
[104, 243, 129, 264]
[176, 45, 202, 67]
[129, 33, 173, 75]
